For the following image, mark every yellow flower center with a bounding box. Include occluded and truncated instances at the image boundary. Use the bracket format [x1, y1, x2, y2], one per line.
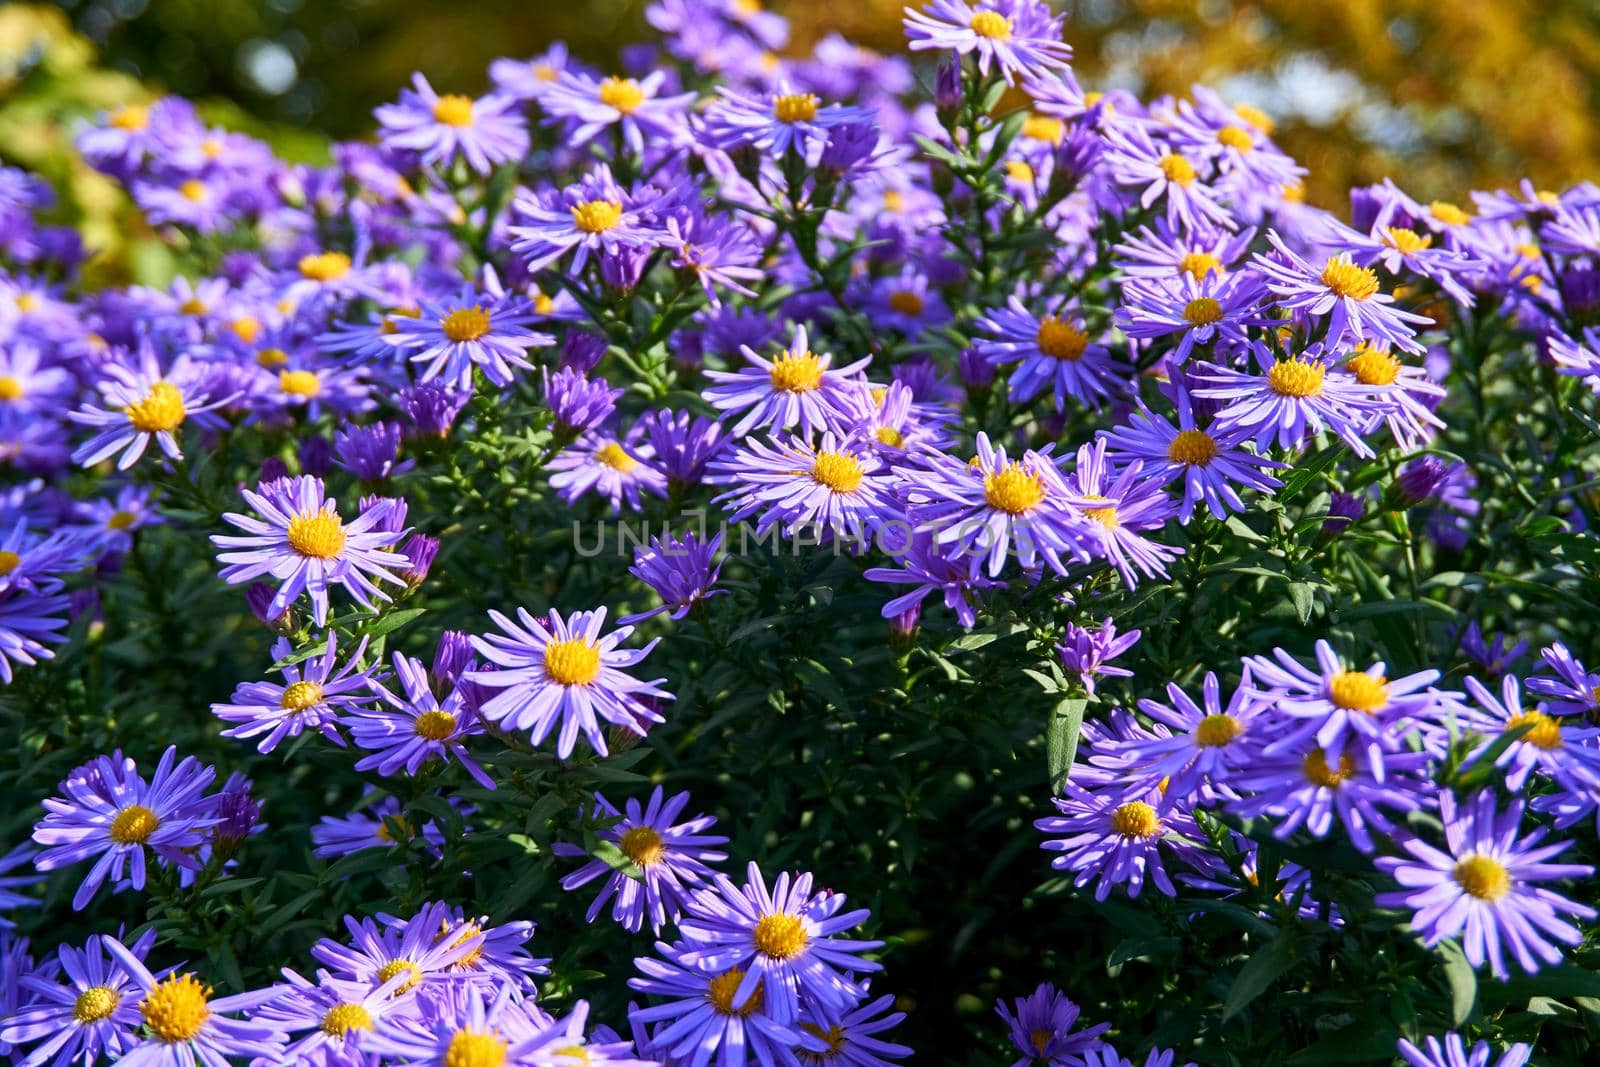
[768, 350, 825, 392]
[1301, 749, 1357, 788]
[1281, 180, 1305, 203]
[773, 93, 820, 123]
[1430, 200, 1472, 227]
[1216, 125, 1253, 151]
[984, 464, 1046, 515]
[108, 510, 138, 531]
[432, 95, 475, 127]
[1505, 710, 1562, 750]
[598, 77, 645, 114]
[1266, 358, 1326, 399]
[1452, 854, 1511, 901]
[595, 441, 639, 472]
[1030, 1029, 1054, 1054]
[1158, 153, 1196, 186]
[882, 190, 905, 213]
[1194, 713, 1242, 747]
[874, 425, 905, 448]
[1183, 296, 1224, 326]
[1383, 228, 1432, 255]
[798, 1023, 848, 1063]
[141, 973, 211, 1042]
[1167, 428, 1219, 466]
[1234, 103, 1275, 134]
[1109, 801, 1161, 838]
[571, 199, 624, 234]
[299, 251, 352, 282]
[0, 376, 25, 401]
[179, 180, 208, 203]
[1320, 257, 1379, 300]
[619, 825, 667, 866]
[0, 550, 18, 576]
[445, 1028, 508, 1067]
[110, 104, 150, 131]
[1345, 345, 1401, 386]
[257, 348, 289, 368]
[708, 968, 763, 1016]
[535, 293, 555, 315]
[811, 450, 866, 492]
[125, 381, 187, 433]
[414, 710, 458, 740]
[280, 680, 324, 712]
[1021, 114, 1064, 144]
[1036, 317, 1089, 361]
[110, 804, 160, 844]
[321, 1003, 373, 1037]
[286, 507, 347, 559]
[887, 290, 925, 317]
[1179, 251, 1223, 280]
[279, 369, 322, 397]
[1328, 670, 1387, 712]
[73, 985, 121, 1023]
[753, 913, 809, 960]
[230, 316, 261, 343]
[544, 639, 602, 686]
[1005, 160, 1035, 184]
[1080, 495, 1119, 528]
[441, 307, 491, 343]
[376, 959, 423, 993]
[969, 10, 1012, 40]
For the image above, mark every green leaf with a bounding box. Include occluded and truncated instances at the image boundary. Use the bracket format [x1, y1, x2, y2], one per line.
[1437, 939, 1477, 1026]
[360, 608, 428, 639]
[1288, 582, 1315, 624]
[1046, 698, 1086, 792]
[1482, 963, 1600, 1003]
[1106, 936, 1181, 969]
[1222, 928, 1299, 1020]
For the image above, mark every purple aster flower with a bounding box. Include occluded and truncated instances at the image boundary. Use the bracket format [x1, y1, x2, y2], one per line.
[1102, 670, 1267, 796]
[859, 269, 951, 337]
[386, 284, 554, 390]
[310, 791, 450, 859]
[1099, 402, 1283, 523]
[72, 485, 165, 554]
[668, 212, 766, 304]
[398, 533, 439, 588]
[351, 650, 496, 791]
[1193, 345, 1387, 458]
[0, 930, 155, 1067]
[1337, 342, 1446, 453]
[628, 948, 802, 1067]
[904, 0, 1073, 85]
[795, 990, 912, 1066]
[1229, 740, 1429, 854]
[639, 409, 730, 490]
[248, 969, 409, 1064]
[704, 85, 874, 163]
[1036, 778, 1221, 900]
[1397, 1034, 1530, 1067]
[69, 348, 229, 470]
[544, 366, 622, 436]
[1063, 439, 1182, 588]
[0, 344, 72, 415]
[622, 531, 728, 623]
[702, 326, 871, 439]
[1103, 123, 1235, 232]
[995, 983, 1110, 1067]
[863, 530, 1005, 630]
[709, 432, 897, 543]
[830, 381, 953, 456]
[675, 862, 884, 1025]
[0, 588, 69, 683]
[1375, 791, 1596, 978]
[1392, 455, 1452, 507]
[1459, 673, 1600, 793]
[102, 936, 285, 1065]
[973, 299, 1123, 412]
[554, 786, 729, 933]
[1055, 618, 1140, 697]
[1458, 622, 1528, 679]
[467, 605, 672, 759]
[0, 932, 39, 1060]
[1550, 329, 1600, 395]
[335, 421, 410, 482]
[362, 984, 550, 1064]
[1116, 270, 1268, 363]
[0, 842, 40, 923]
[311, 902, 486, 996]
[375, 74, 529, 174]
[509, 165, 673, 274]
[1252, 231, 1433, 353]
[1112, 219, 1256, 283]
[386, 901, 547, 994]
[542, 70, 695, 154]
[549, 428, 669, 512]
[210, 634, 372, 753]
[212, 475, 409, 626]
[32, 747, 219, 910]
[1526, 641, 1600, 717]
[400, 382, 470, 439]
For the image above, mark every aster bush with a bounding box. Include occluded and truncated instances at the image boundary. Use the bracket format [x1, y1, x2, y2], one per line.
[2, 2, 1600, 1065]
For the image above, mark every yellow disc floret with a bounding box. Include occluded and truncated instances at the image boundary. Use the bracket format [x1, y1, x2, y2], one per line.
[280, 680, 324, 712]
[1320, 257, 1380, 300]
[125, 381, 187, 433]
[1505, 710, 1562, 750]
[444, 1028, 508, 1067]
[1194, 713, 1242, 747]
[287, 507, 347, 560]
[414, 710, 458, 740]
[620, 825, 667, 866]
[110, 804, 160, 845]
[1183, 296, 1223, 326]
[571, 200, 624, 234]
[984, 464, 1046, 515]
[544, 639, 602, 686]
[1036, 317, 1089, 361]
[279, 369, 323, 397]
[708, 968, 763, 1016]
[1267, 358, 1326, 399]
[376, 959, 423, 994]
[1301, 749, 1356, 788]
[1452, 854, 1511, 901]
[598, 77, 645, 114]
[1216, 125, 1253, 152]
[768, 350, 825, 393]
[141, 973, 211, 1042]
[432, 95, 476, 127]
[299, 251, 352, 282]
[811, 451, 866, 493]
[1109, 801, 1161, 838]
[1167, 429, 1219, 466]
[73, 985, 120, 1023]
[1178, 251, 1223, 280]
[773, 93, 820, 123]
[441, 307, 491, 343]
[321, 1003, 373, 1037]
[1158, 154, 1196, 186]
[1345, 345, 1401, 386]
[968, 11, 1012, 40]
[1328, 670, 1387, 713]
[595, 441, 639, 472]
[753, 913, 809, 960]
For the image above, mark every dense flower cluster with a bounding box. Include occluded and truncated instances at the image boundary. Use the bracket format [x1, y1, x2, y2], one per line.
[0, 0, 1596, 1063]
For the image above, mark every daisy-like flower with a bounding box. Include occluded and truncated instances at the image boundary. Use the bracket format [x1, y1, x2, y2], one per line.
[995, 983, 1110, 1067]
[1397, 1034, 1531, 1067]
[210, 634, 372, 753]
[1099, 402, 1283, 522]
[69, 349, 229, 470]
[73, 485, 165, 554]
[0, 344, 72, 414]
[1229, 741, 1431, 854]
[103, 936, 285, 1066]
[1526, 641, 1600, 717]
[350, 650, 496, 791]
[1113, 670, 1267, 796]
[310, 791, 450, 859]
[1193, 345, 1387, 458]
[248, 969, 409, 1065]
[548, 428, 669, 513]
[621, 531, 728, 623]
[544, 366, 622, 437]
[795, 990, 912, 1066]
[904, 0, 1073, 85]
[1116, 270, 1268, 363]
[628, 947, 802, 1067]
[1252, 231, 1433, 353]
[509, 165, 673, 274]
[212, 476, 409, 627]
[1459, 673, 1600, 793]
[311, 903, 486, 996]
[640, 408, 731, 488]
[386, 901, 548, 995]
[1055, 618, 1141, 697]
[32, 747, 218, 910]
[709, 432, 897, 543]
[704, 85, 873, 162]
[972, 298, 1122, 412]
[542, 70, 695, 154]
[0, 931, 154, 1067]
[554, 786, 729, 933]
[0, 519, 90, 596]
[375, 74, 529, 174]
[829, 381, 952, 456]
[1104, 123, 1235, 232]
[860, 269, 951, 337]
[1549, 329, 1600, 395]
[363, 984, 552, 1065]
[1376, 791, 1596, 978]
[1336, 342, 1446, 453]
[1113, 219, 1256, 282]
[702, 326, 871, 439]
[1036, 779, 1221, 900]
[467, 606, 672, 759]
[1063, 439, 1183, 588]
[1244, 639, 1451, 773]
[385, 284, 553, 390]
[0, 590, 70, 684]
[677, 863, 884, 1026]
[862, 530, 1005, 630]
